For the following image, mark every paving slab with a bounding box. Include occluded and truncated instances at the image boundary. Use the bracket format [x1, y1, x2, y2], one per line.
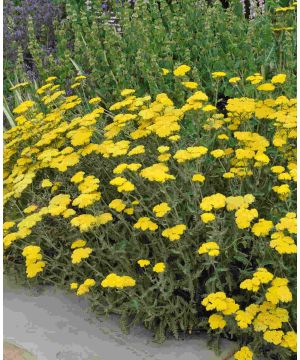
[4, 278, 237, 360]
[4, 341, 37, 360]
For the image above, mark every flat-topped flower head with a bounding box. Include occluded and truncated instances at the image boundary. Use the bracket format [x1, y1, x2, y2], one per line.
[173, 64, 191, 76]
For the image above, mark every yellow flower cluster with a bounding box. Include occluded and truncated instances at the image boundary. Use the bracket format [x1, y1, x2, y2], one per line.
[208, 314, 226, 329]
[174, 146, 208, 163]
[200, 193, 226, 211]
[134, 217, 158, 231]
[71, 213, 112, 232]
[137, 259, 150, 267]
[153, 262, 166, 273]
[71, 246, 93, 264]
[22, 245, 45, 278]
[240, 268, 274, 292]
[101, 273, 136, 288]
[13, 100, 35, 114]
[71, 278, 96, 296]
[173, 64, 191, 77]
[198, 242, 220, 256]
[162, 224, 186, 241]
[202, 292, 239, 314]
[153, 202, 171, 217]
[110, 176, 135, 192]
[251, 218, 273, 237]
[140, 163, 175, 182]
[234, 346, 253, 360]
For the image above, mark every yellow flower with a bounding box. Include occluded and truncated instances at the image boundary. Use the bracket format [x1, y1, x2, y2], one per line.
[101, 273, 136, 288]
[200, 193, 226, 211]
[134, 217, 158, 231]
[173, 64, 191, 77]
[70, 82, 81, 89]
[235, 208, 258, 229]
[198, 242, 220, 256]
[234, 346, 253, 360]
[127, 163, 142, 172]
[48, 194, 71, 216]
[3, 221, 15, 231]
[201, 212, 215, 223]
[271, 74, 286, 84]
[121, 89, 135, 97]
[68, 127, 93, 146]
[162, 224, 186, 241]
[13, 100, 35, 114]
[270, 232, 297, 254]
[210, 149, 225, 158]
[223, 172, 234, 179]
[76, 278, 96, 295]
[22, 245, 45, 278]
[281, 331, 297, 352]
[271, 166, 285, 174]
[203, 105, 217, 112]
[26, 261, 46, 278]
[257, 83, 275, 91]
[41, 179, 53, 188]
[153, 262, 165, 273]
[78, 175, 100, 193]
[72, 192, 101, 208]
[24, 205, 38, 214]
[158, 153, 171, 162]
[128, 145, 145, 156]
[235, 310, 254, 329]
[140, 163, 175, 182]
[157, 146, 170, 153]
[89, 97, 102, 104]
[168, 135, 180, 141]
[251, 219, 273, 237]
[208, 314, 226, 329]
[192, 174, 205, 182]
[275, 212, 296, 234]
[96, 213, 113, 225]
[174, 146, 208, 163]
[70, 282, 78, 290]
[272, 184, 290, 199]
[45, 76, 57, 82]
[240, 278, 261, 292]
[63, 209, 76, 218]
[229, 77, 241, 84]
[109, 199, 126, 212]
[71, 239, 87, 249]
[264, 330, 284, 345]
[75, 75, 86, 81]
[218, 134, 229, 140]
[117, 180, 135, 192]
[70, 214, 97, 232]
[153, 202, 171, 217]
[137, 259, 150, 267]
[71, 247, 93, 264]
[181, 82, 198, 89]
[212, 71, 226, 78]
[253, 268, 274, 284]
[265, 277, 292, 304]
[124, 207, 134, 215]
[202, 292, 239, 314]
[162, 68, 170, 75]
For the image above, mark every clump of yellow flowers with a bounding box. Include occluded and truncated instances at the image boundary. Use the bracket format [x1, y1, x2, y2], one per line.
[4, 66, 296, 358]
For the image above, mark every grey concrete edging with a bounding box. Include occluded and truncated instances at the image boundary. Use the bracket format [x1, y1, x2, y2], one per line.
[4, 278, 236, 360]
